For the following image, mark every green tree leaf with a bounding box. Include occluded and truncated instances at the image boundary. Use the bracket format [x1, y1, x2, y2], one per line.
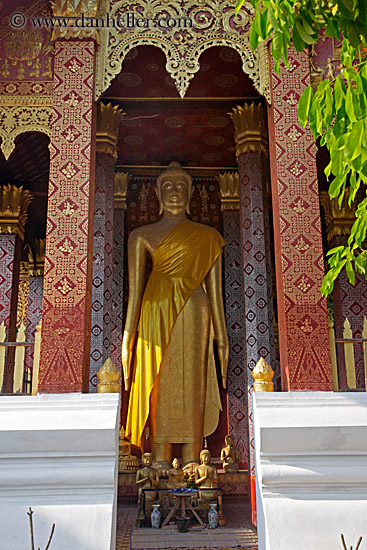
[298, 85, 313, 127]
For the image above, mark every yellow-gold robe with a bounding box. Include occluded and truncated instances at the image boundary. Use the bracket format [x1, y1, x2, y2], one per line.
[126, 219, 226, 449]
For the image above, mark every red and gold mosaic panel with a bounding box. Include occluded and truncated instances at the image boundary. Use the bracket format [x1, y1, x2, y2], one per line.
[269, 48, 332, 390]
[38, 40, 96, 393]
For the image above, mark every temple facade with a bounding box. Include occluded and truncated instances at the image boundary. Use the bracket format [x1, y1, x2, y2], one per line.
[1, 0, 366, 541]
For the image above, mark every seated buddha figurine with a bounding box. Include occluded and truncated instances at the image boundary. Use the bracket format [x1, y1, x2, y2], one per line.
[118, 426, 140, 473]
[194, 449, 218, 501]
[168, 458, 187, 489]
[136, 452, 160, 503]
[220, 434, 239, 473]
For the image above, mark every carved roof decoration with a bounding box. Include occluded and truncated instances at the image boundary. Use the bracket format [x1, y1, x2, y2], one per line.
[96, 0, 270, 102]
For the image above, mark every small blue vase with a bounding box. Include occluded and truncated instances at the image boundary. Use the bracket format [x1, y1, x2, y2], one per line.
[151, 504, 161, 528]
[208, 503, 218, 528]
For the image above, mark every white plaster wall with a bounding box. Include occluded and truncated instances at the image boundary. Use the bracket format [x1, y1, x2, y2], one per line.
[253, 392, 367, 550]
[0, 393, 120, 550]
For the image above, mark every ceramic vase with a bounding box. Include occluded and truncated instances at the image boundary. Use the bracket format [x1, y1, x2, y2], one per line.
[151, 504, 161, 528]
[176, 516, 190, 533]
[208, 503, 218, 528]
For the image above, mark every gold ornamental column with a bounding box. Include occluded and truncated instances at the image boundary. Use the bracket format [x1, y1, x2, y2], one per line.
[320, 192, 365, 389]
[219, 172, 248, 471]
[0, 185, 33, 392]
[38, 1, 100, 393]
[111, 172, 129, 378]
[90, 102, 124, 390]
[230, 102, 276, 527]
[24, 239, 45, 389]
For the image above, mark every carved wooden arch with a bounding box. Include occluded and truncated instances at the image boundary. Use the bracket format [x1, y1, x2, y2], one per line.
[95, 0, 271, 102]
[0, 98, 52, 161]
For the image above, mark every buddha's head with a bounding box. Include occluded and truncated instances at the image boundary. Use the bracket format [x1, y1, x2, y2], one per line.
[142, 452, 153, 467]
[200, 449, 211, 465]
[156, 161, 192, 216]
[225, 434, 234, 446]
[172, 458, 180, 470]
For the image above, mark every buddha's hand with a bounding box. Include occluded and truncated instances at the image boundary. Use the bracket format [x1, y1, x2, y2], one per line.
[218, 340, 229, 389]
[122, 331, 134, 391]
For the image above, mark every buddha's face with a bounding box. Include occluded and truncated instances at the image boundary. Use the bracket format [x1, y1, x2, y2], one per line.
[142, 453, 153, 467]
[200, 451, 211, 465]
[225, 435, 234, 446]
[172, 458, 180, 469]
[158, 176, 190, 213]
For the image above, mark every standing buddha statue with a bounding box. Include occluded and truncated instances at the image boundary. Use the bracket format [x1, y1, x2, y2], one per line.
[122, 162, 229, 470]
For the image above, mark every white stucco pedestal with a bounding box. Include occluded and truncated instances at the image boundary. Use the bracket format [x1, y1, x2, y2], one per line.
[0, 393, 120, 550]
[253, 392, 367, 550]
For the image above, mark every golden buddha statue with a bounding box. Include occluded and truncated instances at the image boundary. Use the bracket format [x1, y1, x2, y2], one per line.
[220, 434, 239, 473]
[118, 426, 140, 473]
[122, 161, 229, 470]
[167, 458, 187, 489]
[136, 452, 160, 503]
[194, 449, 218, 501]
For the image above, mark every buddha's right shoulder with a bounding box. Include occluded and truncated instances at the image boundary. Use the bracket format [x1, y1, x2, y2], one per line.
[128, 223, 159, 246]
[129, 224, 151, 238]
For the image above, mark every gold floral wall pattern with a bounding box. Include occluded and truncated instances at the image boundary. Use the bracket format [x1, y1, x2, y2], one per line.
[0, 0, 54, 82]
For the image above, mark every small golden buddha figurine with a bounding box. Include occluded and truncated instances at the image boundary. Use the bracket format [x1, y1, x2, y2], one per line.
[220, 434, 239, 473]
[136, 452, 160, 503]
[167, 458, 187, 489]
[194, 449, 218, 501]
[118, 427, 140, 473]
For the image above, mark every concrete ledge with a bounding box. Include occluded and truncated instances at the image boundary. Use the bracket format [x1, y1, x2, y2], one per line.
[0, 393, 120, 550]
[253, 392, 367, 550]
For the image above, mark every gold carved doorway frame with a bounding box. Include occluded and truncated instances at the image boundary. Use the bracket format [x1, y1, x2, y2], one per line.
[95, 0, 271, 102]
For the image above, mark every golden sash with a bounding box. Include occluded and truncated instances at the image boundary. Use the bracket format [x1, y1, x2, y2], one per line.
[125, 220, 226, 449]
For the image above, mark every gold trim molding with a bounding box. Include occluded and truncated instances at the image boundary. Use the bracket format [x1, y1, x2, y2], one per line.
[95, 0, 270, 102]
[28, 238, 46, 277]
[0, 103, 52, 160]
[114, 171, 129, 209]
[230, 102, 268, 157]
[96, 102, 125, 158]
[0, 96, 53, 107]
[219, 172, 239, 211]
[50, 0, 100, 41]
[320, 190, 356, 243]
[0, 185, 33, 240]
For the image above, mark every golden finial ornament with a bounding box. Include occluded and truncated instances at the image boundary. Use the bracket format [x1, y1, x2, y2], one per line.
[252, 357, 274, 392]
[96, 102, 125, 159]
[230, 102, 268, 158]
[0, 185, 33, 241]
[218, 172, 239, 211]
[96, 358, 121, 393]
[28, 239, 46, 277]
[320, 189, 356, 243]
[114, 172, 129, 210]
